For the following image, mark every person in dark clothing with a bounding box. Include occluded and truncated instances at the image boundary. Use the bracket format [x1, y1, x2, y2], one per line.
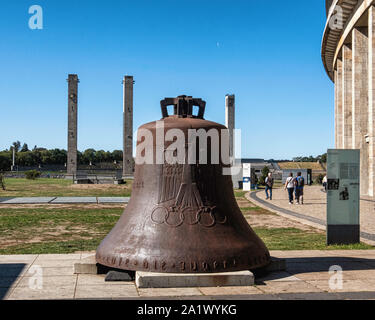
[265, 173, 274, 200]
[295, 172, 305, 205]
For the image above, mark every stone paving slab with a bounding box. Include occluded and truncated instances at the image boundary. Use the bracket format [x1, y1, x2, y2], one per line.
[16, 275, 77, 287]
[77, 274, 125, 286]
[7, 285, 76, 300]
[199, 286, 263, 296]
[137, 287, 202, 297]
[36, 253, 81, 260]
[0, 197, 56, 204]
[33, 267, 76, 277]
[74, 284, 139, 299]
[97, 197, 129, 204]
[1, 250, 375, 300]
[0, 254, 38, 263]
[51, 197, 98, 204]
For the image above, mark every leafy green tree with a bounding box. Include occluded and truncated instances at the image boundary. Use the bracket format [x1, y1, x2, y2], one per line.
[95, 150, 106, 163]
[20, 143, 29, 152]
[259, 166, 270, 186]
[0, 172, 5, 190]
[50, 149, 67, 164]
[320, 153, 327, 163]
[82, 149, 96, 164]
[31, 149, 42, 166]
[0, 152, 11, 171]
[25, 170, 41, 180]
[11, 141, 21, 152]
[77, 151, 83, 164]
[17, 151, 34, 166]
[112, 150, 123, 162]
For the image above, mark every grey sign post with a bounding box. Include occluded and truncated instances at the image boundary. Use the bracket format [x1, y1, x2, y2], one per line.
[326, 149, 360, 245]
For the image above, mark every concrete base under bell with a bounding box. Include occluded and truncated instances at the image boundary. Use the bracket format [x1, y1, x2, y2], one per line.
[74, 255, 286, 288]
[136, 271, 254, 288]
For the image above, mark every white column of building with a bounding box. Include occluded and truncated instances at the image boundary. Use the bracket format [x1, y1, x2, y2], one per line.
[368, 6, 375, 197]
[335, 69, 338, 148]
[352, 27, 369, 195]
[336, 59, 343, 149]
[342, 44, 353, 149]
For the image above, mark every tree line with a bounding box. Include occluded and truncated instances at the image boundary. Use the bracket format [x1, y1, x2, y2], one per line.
[292, 154, 327, 163]
[0, 141, 123, 171]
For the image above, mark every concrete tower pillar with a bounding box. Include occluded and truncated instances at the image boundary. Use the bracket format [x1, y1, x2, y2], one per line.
[225, 94, 235, 163]
[342, 44, 353, 149]
[67, 74, 79, 176]
[352, 27, 369, 195]
[122, 76, 134, 177]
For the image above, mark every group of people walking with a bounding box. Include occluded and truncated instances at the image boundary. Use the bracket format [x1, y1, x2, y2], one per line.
[284, 172, 305, 205]
[263, 172, 305, 205]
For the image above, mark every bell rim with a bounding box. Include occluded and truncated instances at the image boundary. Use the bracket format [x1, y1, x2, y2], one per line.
[95, 251, 271, 274]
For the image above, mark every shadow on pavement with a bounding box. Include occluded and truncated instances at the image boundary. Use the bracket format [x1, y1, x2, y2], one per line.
[0, 263, 27, 300]
[0, 198, 14, 203]
[256, 257, 375, 284]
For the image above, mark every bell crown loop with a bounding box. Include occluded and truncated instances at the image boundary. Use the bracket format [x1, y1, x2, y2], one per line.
[160, 95, 206, 119]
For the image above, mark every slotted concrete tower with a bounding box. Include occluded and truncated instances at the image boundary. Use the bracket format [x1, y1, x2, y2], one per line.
[123, 75, 134, 177]
[67, 74, 79, 175]
[225, 94, 235, 162]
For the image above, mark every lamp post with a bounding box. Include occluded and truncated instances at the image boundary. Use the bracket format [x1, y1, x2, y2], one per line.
[10, 147, 15, 171]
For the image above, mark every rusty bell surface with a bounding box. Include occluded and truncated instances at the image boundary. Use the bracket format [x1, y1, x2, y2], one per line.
[96, 96, 271, 273]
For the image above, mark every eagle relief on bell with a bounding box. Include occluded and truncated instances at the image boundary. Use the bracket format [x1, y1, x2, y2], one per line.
[96, 95, 271, 273]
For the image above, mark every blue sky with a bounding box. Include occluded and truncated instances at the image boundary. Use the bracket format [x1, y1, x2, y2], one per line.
[0, 0, 333, 159]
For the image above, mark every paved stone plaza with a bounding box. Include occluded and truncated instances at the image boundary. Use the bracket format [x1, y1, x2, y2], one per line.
[250, 186, 375, 245]
[2, 250, 375, 300]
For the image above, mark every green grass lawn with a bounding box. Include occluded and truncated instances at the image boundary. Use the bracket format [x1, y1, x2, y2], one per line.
[0, 206, 123, 254]
[254, 228, 372, 250]
[0, 183, 372, 254]
[0, 203, 372, 254]
[0, 178, 132, 197]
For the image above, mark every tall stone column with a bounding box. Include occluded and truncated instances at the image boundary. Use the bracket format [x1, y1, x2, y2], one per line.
[342, 44, 353, 149]
[225, 94, 235, 163]
[352, 27, 369, 195]
[122, 76, 134, 177]
[368, 6, 375, 197]
[335, 59, 343, 148]
[67, 74, 79, 175]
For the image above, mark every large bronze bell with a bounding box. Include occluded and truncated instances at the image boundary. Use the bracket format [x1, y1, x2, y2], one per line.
[96, 96, 271, 273]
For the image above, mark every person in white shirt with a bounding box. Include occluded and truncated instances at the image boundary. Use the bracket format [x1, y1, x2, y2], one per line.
[284, 173, 295, 204]
[322, 175, 327, 192]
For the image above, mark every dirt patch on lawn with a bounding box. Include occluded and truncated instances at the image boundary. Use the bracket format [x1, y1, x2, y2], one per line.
[0, 223, 107, 248]
[236, 199, 256, 208]
[69, 184, 130, 190]
[244, 213, 321, 232]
